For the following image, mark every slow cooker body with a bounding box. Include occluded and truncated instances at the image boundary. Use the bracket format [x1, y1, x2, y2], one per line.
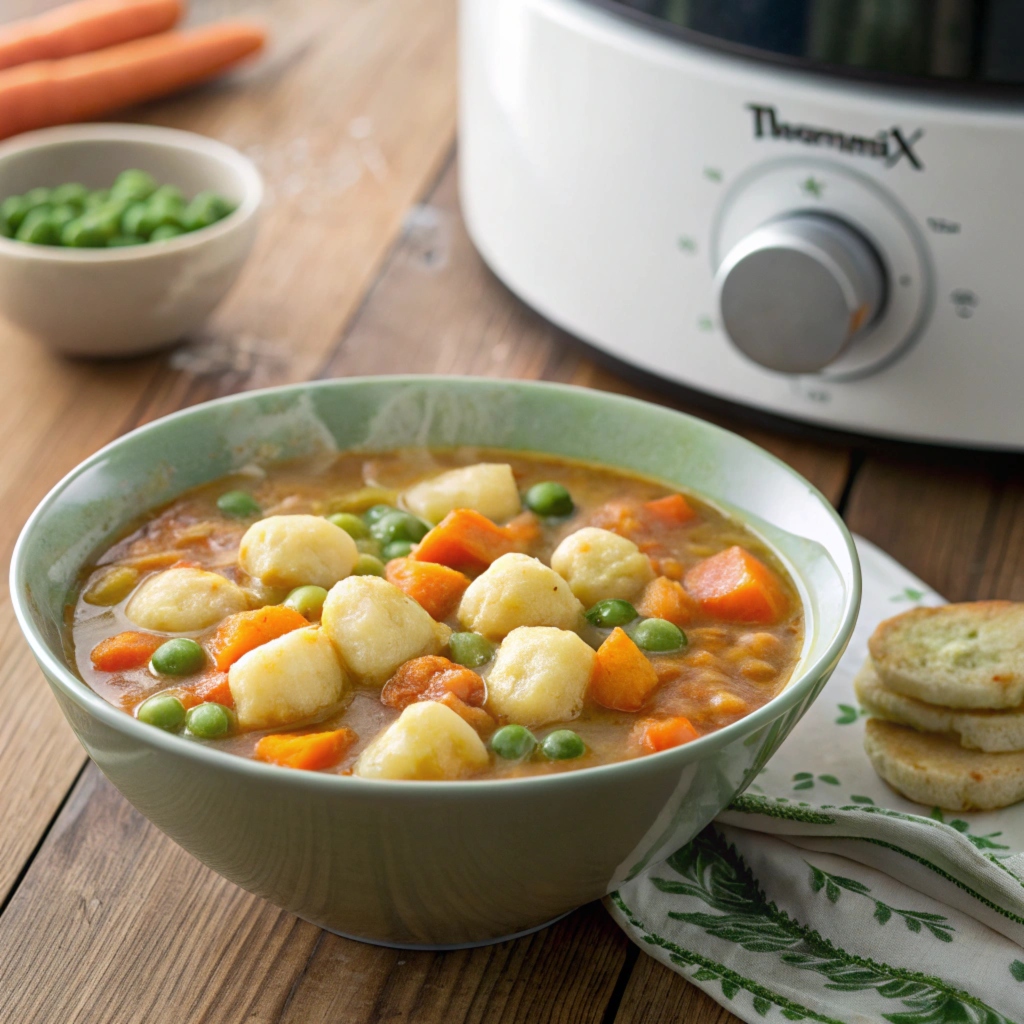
[459, 0, 1024, 447]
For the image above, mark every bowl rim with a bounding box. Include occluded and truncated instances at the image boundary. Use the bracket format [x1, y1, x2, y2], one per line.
[0, 123, 263, 263]
[11, 375, 862, 795]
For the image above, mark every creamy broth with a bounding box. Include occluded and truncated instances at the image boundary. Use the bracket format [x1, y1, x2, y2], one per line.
[70, 449, 803, 779]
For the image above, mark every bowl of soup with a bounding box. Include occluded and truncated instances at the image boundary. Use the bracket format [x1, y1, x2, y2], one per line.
[11, 377, 860, 947]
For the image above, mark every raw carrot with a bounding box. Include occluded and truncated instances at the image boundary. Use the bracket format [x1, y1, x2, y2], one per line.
[0, 21, 266, 141]
[254, 729, 357, 772]
[589, 627, 660, 712]
[684, 546, 789, 624]
[208, 605, 308, 672]
[0, 0, 183, 72]
[412, 508, 518, 572]
[385, 557, 470, 620]
[638, 716, 700, 753]
[643, 494, 697, 525]
[636, 576, 696, 628]
[381, 656, 485, 710]
[90, 630, 163, 671]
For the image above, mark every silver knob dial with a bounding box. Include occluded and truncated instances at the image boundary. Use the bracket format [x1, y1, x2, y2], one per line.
[714, 213, 886, 374]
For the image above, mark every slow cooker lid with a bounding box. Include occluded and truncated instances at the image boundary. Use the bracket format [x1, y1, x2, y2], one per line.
[591, 0, 1024, 89]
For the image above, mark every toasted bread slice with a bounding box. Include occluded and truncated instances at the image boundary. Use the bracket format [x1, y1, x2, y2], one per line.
[868, 602, 1024, 709]
[854, 660, 1024, 753]
[864, 718, 1024, 811]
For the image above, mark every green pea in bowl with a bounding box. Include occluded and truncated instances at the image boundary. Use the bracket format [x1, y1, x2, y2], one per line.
[0, 123, 261, 357]
[11, 377, 860, 948]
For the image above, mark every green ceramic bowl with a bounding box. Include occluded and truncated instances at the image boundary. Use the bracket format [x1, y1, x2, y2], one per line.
[11, 377, 860, 948]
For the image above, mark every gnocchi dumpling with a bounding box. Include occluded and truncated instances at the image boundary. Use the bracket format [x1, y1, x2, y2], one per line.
[321, 575, 446, 686]
[125, 567, 249, 632]
[402, 463, 521, 524]
[486, 626, 596, 728]
[228, 626, 349, 730]
[353, 700, 489, 780]
[550, 527, 654, 607]
[239, 514, 358, 590]
[457, 552, 583, 639]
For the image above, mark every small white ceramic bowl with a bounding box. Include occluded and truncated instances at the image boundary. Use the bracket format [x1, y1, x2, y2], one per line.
[0, 123, 262, 357]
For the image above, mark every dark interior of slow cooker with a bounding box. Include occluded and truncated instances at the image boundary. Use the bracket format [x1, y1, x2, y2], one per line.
[592, 0, 1024, 87]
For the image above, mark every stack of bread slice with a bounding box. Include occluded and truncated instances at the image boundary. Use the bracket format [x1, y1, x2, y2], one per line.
[856, 601, 1024, 811]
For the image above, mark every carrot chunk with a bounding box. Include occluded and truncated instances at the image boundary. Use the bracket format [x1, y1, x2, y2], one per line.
[208, 605, 308, 672]
[643, 494, 697, 525]
[254, 729, 357, 771]
[590, 627, 661, 712]
[385, 558, 470, 620]
[175, 670, 234, 710]
[684, 546, 789, 624]
[381, 656, 485, 710]
[90, 630, 164, 671]
[434, 690, 496, 736]
[636, 576, 697, 628]
[502, 511, 542, 547]
[412, 508, 518, 572]
[638, 716, 700, 753]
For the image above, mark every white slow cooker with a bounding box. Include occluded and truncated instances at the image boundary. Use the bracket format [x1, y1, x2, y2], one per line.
[459, 0, 1024, 448]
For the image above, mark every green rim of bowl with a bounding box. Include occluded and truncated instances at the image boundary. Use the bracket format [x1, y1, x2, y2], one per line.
[10, 376, 861, 795]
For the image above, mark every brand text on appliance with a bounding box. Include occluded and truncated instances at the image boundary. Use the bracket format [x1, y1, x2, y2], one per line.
[747, 104, 923, 170]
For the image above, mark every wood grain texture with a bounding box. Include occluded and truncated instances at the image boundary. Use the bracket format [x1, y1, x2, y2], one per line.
[0, 0, 457, 908]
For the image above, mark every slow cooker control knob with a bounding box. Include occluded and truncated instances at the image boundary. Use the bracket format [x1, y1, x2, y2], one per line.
[714, 213, 886, 374]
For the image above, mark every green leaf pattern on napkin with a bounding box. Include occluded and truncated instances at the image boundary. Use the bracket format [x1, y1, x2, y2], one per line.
[633, 829, 1012, 1024]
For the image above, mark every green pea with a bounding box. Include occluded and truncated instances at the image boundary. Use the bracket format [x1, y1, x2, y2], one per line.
[284, 584, 329, 619]
[49, 203, 78, 232]
[352, 553, 386, 576]
[217, 490, 261, 518]
[364, 503, 397, 526]
[50, 182, 89, 208]
[110, 169, 157, 203]
[151, 638, 206, 676]
[108, 234, 145, 247]
[121, 202, 150, 237]
[150, 224, 184, 242]
[327, 512, 369, 539]
[137, 692, 186, 731]
[186, 702, 233, 739]
[129, 197, 183, 237]
[84, 189, 111, 209]
[381, 540, 414, 561]
[631, 618, 686, 653]
[15, 208, 58, 245]
[542, 729, 586, 760]
[491, 724, 537, 760]
[371, 510, 430, 546]
[150, 184, 184, 207]
[585, 599, 638, 628]
[0, 196, 29, 231]
[182, 191, 234, 231]
[22, 187, 51, 211]
[355, 536, 381, 557]
[524, 481, 574, 517]
[61, 217, 107, 248]
[0, 213, 10, 238]
[448, 631, 495, 668]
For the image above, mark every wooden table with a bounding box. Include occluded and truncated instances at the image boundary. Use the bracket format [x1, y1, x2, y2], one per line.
[0, 1, 1021, 1020]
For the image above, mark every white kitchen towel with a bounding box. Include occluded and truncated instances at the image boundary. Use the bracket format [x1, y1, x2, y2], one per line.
[608, 537, 1024, 1024]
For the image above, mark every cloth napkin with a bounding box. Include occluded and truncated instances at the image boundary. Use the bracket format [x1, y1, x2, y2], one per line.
[608, 537, 1024, 1024]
